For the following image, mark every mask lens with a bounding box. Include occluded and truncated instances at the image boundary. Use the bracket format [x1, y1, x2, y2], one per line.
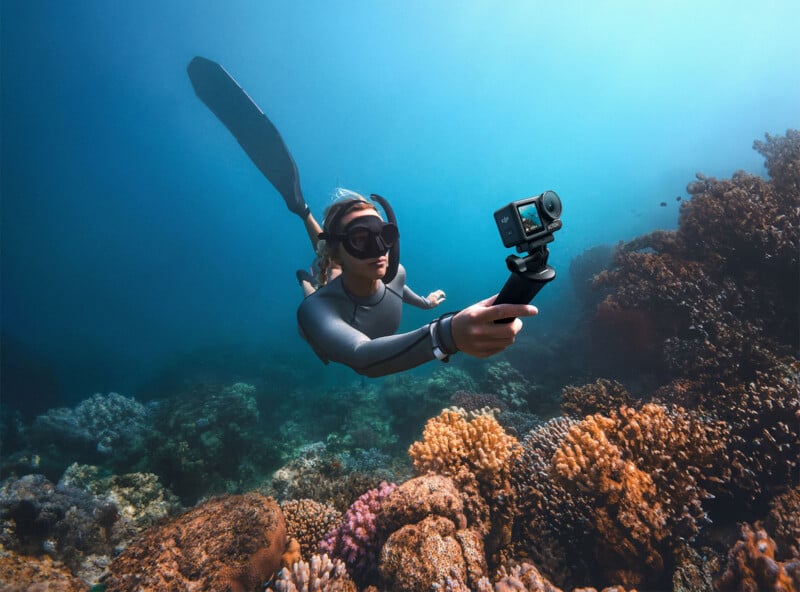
[347, 227, 371, 252]
[380, 223, 399, 246]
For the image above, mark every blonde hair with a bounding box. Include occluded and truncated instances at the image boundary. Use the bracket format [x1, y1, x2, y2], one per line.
[315, 189, 378, 286]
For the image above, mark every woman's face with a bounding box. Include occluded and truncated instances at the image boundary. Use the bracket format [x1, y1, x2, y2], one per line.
[334, 208, 388, 281]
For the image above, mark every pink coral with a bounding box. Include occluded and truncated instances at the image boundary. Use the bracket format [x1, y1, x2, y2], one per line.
[319, 481, 396, 585]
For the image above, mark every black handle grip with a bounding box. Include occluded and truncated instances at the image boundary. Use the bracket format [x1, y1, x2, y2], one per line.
[493, 266, 556, 324]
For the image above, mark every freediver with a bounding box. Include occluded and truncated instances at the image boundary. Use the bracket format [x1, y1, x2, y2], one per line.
[284, 189, 537, 377]
[187, 56, 538, 377]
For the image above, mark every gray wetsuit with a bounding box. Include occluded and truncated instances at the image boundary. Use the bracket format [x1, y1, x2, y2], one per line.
[297, 265, 458, 377]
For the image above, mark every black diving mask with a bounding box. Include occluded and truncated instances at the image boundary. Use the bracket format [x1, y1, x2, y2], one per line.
[333, 215, 399, 260]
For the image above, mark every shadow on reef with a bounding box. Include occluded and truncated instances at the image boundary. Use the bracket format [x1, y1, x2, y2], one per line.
[1, 130, 799, 591]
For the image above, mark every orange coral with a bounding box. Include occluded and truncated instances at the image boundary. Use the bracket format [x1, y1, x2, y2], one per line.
[408, 410, 520, 488]
[408, 410, 521, 558]
[104, 492, 286, 592]
[551, 403, 729, 587]
[713, 522, 800, 591]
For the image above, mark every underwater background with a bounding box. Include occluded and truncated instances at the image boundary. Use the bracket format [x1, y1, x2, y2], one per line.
[1, 2, 798, 591]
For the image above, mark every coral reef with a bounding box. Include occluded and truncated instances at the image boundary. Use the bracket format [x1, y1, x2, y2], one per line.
[27, 392, 152, 476]
[451, 391, 510, 414]
[511, 417, 591, 585]
[263, 442, 403, 513]
[483, 361, 535, 410]
[319, 482, 396, 585]
[551, 403, 729, 586]
[408, 410, 520, 491]
[145, 382, 271, 502]
[0, 474, 124, 576]
[713, 522, 800, 591]
[379, 514, 486, 592]
[475, 561, 563, 592]
[0, 549, 89, 592]
[103, 492, 286, 592]
[266, 553, 357, 592]
[280, 498, 342, 559]
[766, 486, 800, 561]
[592, 130, 799, 386]
[560, 379, 636, 419]
[59, 463, 182, 531]
[381, 366, 479, 445]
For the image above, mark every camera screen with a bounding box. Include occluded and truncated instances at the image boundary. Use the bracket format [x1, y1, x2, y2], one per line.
[517, 202, 543, 237]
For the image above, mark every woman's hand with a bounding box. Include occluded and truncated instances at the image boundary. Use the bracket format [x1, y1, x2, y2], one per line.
[450, 295, 538, 358]
[426, 290, 447, 308]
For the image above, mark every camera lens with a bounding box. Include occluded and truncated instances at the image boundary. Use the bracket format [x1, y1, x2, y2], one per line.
[541, 191, 562, 221]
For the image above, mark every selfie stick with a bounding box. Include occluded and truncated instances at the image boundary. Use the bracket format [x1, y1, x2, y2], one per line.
[494, 237, 556, 324]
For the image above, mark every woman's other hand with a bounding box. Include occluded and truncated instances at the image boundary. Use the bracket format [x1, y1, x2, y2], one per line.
[426, 290, 447, 308]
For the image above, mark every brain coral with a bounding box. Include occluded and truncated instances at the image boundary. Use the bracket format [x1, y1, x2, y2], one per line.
[104, 492, 286, 592]
[551, 403, 729, 587]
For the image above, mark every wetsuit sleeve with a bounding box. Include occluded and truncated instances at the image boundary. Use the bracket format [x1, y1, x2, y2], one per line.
[298, 301, 438, 377]
[402, 285, 435, 309]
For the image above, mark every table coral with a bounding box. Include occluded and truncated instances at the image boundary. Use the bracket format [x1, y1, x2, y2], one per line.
[103, 492, 286, 592]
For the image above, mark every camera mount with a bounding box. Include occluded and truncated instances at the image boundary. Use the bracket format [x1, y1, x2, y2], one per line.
[494, 235, 556, 323]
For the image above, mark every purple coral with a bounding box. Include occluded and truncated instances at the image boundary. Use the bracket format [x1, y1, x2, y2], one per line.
[319, 481, 396, 585]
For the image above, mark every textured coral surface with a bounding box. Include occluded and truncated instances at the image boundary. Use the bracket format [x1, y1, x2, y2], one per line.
[104, 493, 286, 592]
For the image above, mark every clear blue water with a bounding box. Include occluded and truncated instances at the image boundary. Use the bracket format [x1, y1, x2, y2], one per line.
[2, 1, 799, 402]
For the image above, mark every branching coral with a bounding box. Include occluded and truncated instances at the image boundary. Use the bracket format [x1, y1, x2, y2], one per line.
[280, 499, 342, 559]
[561, 379, 636, 419]
[408, 409, 521, 556]
[590, 130, 799, 386]
[318, 482, 396, 586]
[766, 486, 800, 560]
[550, 404, 729, 587]
[694, 361, 800, 504]
[408, 410, 520, 489]
[510, 417, 591, 586]
[713, 522, 800, 591]
[266, 553, 356, 592]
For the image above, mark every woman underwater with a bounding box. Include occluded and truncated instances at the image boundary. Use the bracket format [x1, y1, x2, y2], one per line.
[291, 190, 538, 377]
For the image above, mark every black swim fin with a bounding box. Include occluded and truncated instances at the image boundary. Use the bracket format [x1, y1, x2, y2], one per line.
[187, 56, 309, 218]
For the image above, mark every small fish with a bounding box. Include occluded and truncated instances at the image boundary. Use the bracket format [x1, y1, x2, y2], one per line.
[676, 195, 682, 201]
[660, 201, 667, 207]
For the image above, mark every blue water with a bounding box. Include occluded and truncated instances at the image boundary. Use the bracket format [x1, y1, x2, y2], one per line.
[2, 1, 798, 403]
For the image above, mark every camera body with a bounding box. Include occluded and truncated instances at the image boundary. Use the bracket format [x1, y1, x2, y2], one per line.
[494, 190, 562, 251]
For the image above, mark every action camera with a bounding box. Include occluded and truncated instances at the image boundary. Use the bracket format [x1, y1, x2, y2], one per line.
[494, 190, 562, 250]
[493, 190, 563, 322]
